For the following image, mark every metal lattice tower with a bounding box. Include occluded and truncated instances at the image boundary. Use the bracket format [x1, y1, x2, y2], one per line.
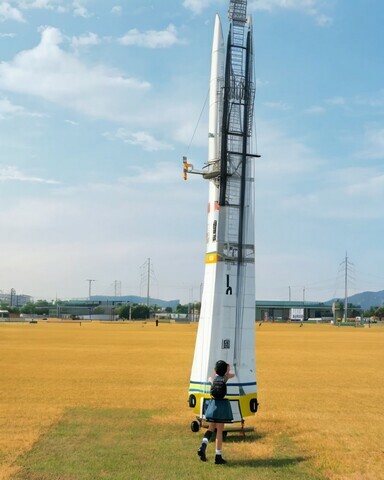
[228, 0, 247, 25]
[219, 0, 256, 269]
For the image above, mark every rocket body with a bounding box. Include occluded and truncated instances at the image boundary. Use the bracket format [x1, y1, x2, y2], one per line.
[188, 3, 258, 423]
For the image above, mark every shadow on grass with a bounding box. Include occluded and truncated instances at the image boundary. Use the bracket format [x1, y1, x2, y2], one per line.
[229, 455, 309, 468]
[223, 431, 266, 443]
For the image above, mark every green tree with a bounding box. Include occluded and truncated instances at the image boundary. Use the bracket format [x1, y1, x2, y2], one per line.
[132, 305, 150, 319]
[34, 299, 50, 315]
[165, 307, 173, 314]
[8, 306, 20, 314]
[35, 299, 50, 306]
[21, 303, 36, 314]
[93, 306, 105, 314]
[363, 306, 378, 318]
[374, 306, 384, 319]
[349, 308, 362, 318]
[176, 304, 189, 314]
[116, 304, 132, 319]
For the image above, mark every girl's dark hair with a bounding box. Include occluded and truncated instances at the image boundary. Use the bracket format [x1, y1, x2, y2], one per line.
[215, 360, 228, 376]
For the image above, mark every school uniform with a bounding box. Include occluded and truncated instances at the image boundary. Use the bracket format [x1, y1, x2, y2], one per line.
[205, 374, 233, 423]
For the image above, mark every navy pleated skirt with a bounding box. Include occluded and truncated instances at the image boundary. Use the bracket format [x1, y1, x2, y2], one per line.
[205, 398, 233, 423]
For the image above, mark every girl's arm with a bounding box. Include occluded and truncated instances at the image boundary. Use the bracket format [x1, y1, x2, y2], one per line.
[226, 364, 235, 379]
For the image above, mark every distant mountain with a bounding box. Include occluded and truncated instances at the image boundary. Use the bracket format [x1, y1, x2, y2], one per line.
[91, 295, 180, 310]
[327, 290, 384, 311]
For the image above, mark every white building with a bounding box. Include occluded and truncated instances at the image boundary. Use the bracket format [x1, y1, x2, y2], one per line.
[0, 291, 33, 307]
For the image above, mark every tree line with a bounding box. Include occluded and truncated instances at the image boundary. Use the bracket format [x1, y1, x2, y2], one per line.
[1, 300, 197, 320]
[333, 300, 384, 320]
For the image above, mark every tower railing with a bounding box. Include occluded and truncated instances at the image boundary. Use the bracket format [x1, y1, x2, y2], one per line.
[228, 0, 247, 25]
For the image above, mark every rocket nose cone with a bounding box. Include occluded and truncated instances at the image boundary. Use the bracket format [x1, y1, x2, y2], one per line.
[213, 14, 224, 49]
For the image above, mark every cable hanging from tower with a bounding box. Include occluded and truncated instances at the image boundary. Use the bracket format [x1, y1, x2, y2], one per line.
[185, 88, 210, 157]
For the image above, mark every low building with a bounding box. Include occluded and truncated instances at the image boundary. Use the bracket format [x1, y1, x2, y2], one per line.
[256, 300, 345, 322]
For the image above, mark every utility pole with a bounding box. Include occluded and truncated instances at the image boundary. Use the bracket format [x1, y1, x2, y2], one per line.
[147, 258, 150, 308]
[86, 279, 95, 321]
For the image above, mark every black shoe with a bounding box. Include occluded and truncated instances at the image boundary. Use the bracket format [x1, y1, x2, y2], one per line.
[215, 455, 226, 465]
[197, 446, 207, 462]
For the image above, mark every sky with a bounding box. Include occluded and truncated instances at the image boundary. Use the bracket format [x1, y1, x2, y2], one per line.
[0, 0, 384, 305]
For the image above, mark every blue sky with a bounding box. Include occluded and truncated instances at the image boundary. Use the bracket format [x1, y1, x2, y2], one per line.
[0, 0, 383, 304]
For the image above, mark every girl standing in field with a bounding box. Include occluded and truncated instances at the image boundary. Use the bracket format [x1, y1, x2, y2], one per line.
[197, 360, 234, 464]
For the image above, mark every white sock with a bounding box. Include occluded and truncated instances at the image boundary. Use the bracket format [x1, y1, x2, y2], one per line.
[202, 438, 208, 445]
[216, 450, 222, 455]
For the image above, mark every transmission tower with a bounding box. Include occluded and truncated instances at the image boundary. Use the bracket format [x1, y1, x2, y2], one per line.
[86, 279, 96, 301]
[140, 258, 155, 307]
[340, 253, 354, 320]
[113, 280, 122, 297]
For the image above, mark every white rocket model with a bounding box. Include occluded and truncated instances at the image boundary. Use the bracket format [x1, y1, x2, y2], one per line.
[184, 0, 259, 429]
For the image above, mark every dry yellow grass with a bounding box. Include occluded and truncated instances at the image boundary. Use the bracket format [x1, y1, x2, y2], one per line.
[0, 321, 383, 479]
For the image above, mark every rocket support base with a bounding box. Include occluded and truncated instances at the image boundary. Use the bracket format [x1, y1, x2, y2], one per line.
[191, 416, 254, 438]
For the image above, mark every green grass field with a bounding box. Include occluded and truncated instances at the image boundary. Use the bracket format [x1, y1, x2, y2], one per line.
[0, 321, 383, 480]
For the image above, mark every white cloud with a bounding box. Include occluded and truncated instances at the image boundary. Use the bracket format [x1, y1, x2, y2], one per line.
[17, 0, 67, 14]
[344, 168, 384, 196]
[326, 96, 346, 106]
[71, 32, 100, 49]
[324, 90, 384, 114]
[249, 0, 333, 26]
[111, 5, 122, 16]
[126, 131, 174, 152]
[117, 162, 179, 185]
[250, 0, 315, 11]
[72, 1, 90, 18]
[0, 96, 42, 118]
[358, 127, 384, 160]
[104, 129, 174, 152]
[183, 0, 213, 14]
[0, 96, 26, 117]
[354, 90, 384, 109]
[0, 26, 151, 121]
[19, 0, 56, 9]
[0, 32, 15, 37]
[304, 105, 325, 114]
[282, 166, 384, 220]
[0, 165, 59, 183]
[315, 13, 332, 27]
[182, 0, 228, 15]
[256, 120, 323, 177]
[264, 101, 291, 110]
[255, 121, 384, 221]
[256, 78, 270, 88]
[119, 24, 184, 48]
[182, 0, 332, 25]
[16, 0, 89, 16]
[0, 2, 25, 22]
